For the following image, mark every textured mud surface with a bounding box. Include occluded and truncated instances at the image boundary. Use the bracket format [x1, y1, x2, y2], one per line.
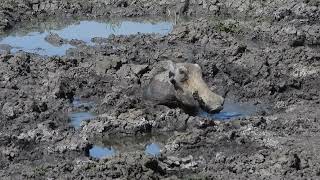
[0, 0, 320, 179]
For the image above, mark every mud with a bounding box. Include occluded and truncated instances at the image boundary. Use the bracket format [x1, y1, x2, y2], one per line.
[0, 0, 320, 179]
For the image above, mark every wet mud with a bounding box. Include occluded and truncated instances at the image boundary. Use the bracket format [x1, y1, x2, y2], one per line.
[0, 0, 320, 179]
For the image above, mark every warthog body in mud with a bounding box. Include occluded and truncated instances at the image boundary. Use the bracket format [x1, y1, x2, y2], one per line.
[144, 61, 224, 113]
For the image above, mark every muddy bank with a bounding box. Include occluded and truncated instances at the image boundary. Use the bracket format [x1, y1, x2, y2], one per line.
[1, 0, 320, 33]
[0, 1, 320, 179]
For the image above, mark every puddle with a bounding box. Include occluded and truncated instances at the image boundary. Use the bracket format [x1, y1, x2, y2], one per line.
[69, 112, 95, 129]
[0, 19, 173, 56]
[89, 133, 168, 159]
[145, 143, 161, 156]
[69, 97, 96, 128]
[199, 99, 258, 120]
[89, 145, 116, 159]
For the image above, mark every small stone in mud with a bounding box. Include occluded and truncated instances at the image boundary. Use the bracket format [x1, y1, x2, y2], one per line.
[1, 102, 16, 118]
[44, 33, 68, 46]
[95, 55, 123, 75]
[91, 37, 108, 44]
[0, 44, 12, 52]
[288, 34, 306, 47]
[69, 39, 86, 46]
[131, 64, 149, 75]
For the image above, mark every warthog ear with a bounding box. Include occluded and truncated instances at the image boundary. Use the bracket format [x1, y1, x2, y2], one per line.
[194, 64, 201, 70]
[167, 60, 175, 72]
[176, 66, 188, 82]
[168, 61, 176, 80]
[169, 71, 174, 78]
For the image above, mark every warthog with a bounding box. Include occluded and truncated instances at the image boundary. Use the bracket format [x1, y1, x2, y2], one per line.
[144, 61, 224, 114]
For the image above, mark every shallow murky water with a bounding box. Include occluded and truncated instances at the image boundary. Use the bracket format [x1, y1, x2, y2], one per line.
[145, 143, 161, 156]
[199, 99, 258, 120]
[69, 97, 96, 129]
[69, 112, 95, 129]
[0, 19, 173, 56]
[89, 145, 116, 159]
[89, 133, 169, 159]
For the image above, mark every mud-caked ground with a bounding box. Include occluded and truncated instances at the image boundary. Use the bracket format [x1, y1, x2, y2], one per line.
[0, 0, 320, 179]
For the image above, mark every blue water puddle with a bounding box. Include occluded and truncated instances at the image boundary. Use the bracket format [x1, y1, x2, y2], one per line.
[199, 100, 258, 120]
[0, 20, 173, 56]
[89, 145, 116, 159]
[145, 143, 161, 156]
[0, 32, 73, 56]
[89, 134, 168, 159]
[69, 112, 95, 129]
[89, 143, 161, 159]
[69, 97, 95, 128]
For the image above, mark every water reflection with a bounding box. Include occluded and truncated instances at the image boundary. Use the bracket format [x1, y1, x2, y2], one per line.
[145, 143, 161, 156]
[89, 145, 116, 159]
[69, 112, 95, 129]
[0, 18, 173, 56]
[89, 133, 169, 159]
[199, 99, 258, 120]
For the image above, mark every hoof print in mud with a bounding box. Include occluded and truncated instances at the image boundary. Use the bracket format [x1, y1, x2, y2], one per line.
[144, 61, 224, 114]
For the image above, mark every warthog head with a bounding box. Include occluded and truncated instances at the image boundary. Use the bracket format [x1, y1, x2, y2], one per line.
[144, 61, 224, 114]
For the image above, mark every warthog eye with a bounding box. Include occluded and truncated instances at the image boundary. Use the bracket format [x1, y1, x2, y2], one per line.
[179, 68, 186, 74]
[169, 71, 174, 78]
